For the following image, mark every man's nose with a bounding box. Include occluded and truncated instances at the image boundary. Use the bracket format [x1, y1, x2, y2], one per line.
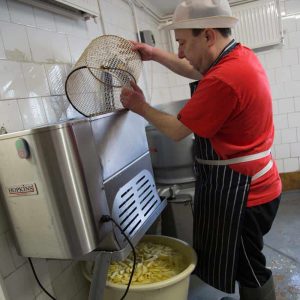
[178, 49, 185, 59]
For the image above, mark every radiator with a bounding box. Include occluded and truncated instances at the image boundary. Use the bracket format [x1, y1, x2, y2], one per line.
[232, 0, 283, 49]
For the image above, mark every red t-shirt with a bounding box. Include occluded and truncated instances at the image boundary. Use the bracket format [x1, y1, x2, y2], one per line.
[178, 44, 281, 207]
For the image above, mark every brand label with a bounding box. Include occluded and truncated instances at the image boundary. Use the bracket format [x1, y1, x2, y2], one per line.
[7, 183, 38, 197]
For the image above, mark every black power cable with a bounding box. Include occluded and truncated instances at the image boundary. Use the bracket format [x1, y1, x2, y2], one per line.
[28, 257, 57, 300]
[100, 215, 137, 300]
[29, 216, 136, 300]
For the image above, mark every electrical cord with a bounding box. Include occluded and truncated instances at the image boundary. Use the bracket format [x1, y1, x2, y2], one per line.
[28, 216, 136, 300]
[28, 257, 57, 300]
[100, 215, 137, 300]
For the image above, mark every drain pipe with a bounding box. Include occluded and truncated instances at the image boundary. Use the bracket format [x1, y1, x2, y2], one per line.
[96, 0, 106, 34]
[124, 0, 151, 103]
[126, 0, 141, 42]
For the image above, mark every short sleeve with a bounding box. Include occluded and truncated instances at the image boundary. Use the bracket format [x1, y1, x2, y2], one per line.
[177, 77, 238, 138]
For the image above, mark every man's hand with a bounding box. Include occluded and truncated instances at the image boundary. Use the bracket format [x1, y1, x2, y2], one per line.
[131, 41, 154, 61]
[120, 81, 148, 116]
[130, 40, 202, 80]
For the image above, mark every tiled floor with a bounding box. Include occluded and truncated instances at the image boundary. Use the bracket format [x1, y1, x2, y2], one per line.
[188, 190, 300, 300]
[264, 190, 300, 300]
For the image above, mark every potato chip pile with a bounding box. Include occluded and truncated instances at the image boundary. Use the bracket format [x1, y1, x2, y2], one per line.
[107, 241, 186, 285]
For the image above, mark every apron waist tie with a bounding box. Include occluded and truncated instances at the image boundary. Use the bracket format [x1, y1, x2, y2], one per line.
[252, 160, 273, 181]
[195, 149, 273, 181]
[195, 149, 271, 165]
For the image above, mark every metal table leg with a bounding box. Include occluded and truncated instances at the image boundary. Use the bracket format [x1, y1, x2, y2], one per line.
[88, 251, 112, 300]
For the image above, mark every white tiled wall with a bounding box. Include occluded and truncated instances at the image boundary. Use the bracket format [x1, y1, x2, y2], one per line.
[254, 1, 300, 173]
[1, 0, 300, 299]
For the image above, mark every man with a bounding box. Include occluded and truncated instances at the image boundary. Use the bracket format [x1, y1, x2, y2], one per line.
[120, 0, 282, 299]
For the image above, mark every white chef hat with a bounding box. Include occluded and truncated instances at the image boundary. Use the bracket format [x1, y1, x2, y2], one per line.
[163, 0, 238, 30]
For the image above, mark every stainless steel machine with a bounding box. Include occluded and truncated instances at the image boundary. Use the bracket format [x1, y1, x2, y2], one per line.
[0, 110, 166, 299]
[0, 35, 168, 300]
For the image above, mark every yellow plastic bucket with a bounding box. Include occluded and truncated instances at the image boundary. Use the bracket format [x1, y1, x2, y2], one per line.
[83, 235, 197, 300]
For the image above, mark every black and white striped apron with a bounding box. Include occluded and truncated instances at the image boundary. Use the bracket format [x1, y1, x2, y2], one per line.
[189, 40, 273, 293]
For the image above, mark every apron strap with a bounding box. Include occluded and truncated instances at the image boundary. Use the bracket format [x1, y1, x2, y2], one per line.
[195, 149, 273, 181]
[252, 160, 273, 181]
[195, 149, 271, 166]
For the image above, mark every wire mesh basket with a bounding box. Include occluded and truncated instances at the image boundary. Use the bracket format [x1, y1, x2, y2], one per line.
[65, 35, 142, 117]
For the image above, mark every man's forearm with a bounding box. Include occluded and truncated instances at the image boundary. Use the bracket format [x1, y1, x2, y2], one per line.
[152, 48, 202, 80]
[141, 103, 192, 141]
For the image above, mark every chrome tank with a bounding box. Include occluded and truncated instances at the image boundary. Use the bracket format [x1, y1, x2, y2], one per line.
[146, 99, 196, 184]
[0, 111, 165, 259]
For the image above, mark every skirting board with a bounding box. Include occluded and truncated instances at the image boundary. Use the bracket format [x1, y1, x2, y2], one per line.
[279, 172, 300, 191]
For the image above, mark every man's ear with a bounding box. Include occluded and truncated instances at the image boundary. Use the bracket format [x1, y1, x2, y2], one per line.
[205, 29, 216, 46]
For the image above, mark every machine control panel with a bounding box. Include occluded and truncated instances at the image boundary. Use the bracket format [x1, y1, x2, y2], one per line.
[16, 138, 30, 159]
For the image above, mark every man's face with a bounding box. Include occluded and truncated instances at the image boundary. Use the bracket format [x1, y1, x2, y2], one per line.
[175, 29, 213, 73]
